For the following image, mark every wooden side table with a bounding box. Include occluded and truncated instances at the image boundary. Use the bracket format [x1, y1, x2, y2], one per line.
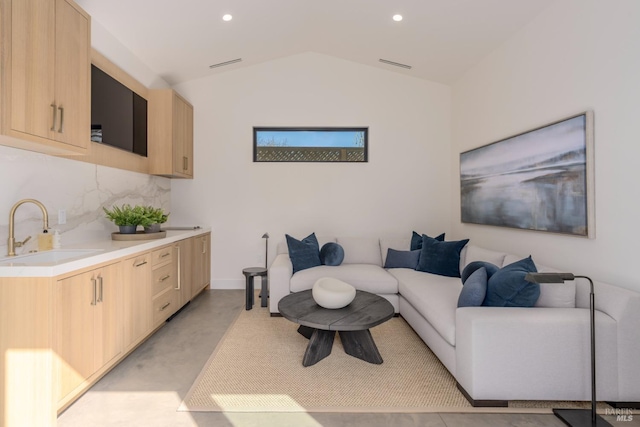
[242, 267, 268, 310]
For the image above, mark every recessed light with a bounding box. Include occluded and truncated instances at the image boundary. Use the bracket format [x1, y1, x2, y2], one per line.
[393, 14, 403, 22]
[222, 14, 233, 21]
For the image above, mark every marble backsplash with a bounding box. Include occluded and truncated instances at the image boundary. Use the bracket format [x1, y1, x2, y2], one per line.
[0, 144, 170, 256]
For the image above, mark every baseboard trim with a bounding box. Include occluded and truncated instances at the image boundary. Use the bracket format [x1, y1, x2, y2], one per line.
[270, 313, 282, 317]
[456, 382, 508, 407]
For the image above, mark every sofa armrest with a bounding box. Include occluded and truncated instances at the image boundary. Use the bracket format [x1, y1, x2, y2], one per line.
[455, 307, 618, 401]
[268, 253, 293, 313]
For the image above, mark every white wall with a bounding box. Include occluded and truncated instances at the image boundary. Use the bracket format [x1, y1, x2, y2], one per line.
[0, 18, 171, 256]
[451, 0, 640, 292]
[172, 52, 451, 288]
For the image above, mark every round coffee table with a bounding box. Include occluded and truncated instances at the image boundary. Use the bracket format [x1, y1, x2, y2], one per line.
[278, 289, 394, 367]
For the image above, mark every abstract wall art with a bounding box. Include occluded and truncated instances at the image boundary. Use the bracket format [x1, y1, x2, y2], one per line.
[460, 111, 594, 237]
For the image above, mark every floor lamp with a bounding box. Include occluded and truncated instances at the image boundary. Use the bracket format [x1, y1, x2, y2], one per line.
[261, 232, 269, 268]
[525, 272, 612, 427]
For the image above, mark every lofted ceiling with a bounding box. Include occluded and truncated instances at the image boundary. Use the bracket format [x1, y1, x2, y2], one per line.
[75, 0, 556, 86]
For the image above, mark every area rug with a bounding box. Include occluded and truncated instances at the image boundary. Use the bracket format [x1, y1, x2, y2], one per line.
[180, 301, 608, 413]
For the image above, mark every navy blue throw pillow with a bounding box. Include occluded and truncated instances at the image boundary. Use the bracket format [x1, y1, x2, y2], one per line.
[484, 256, 540, 307]
[461, 261, 500, 284]
[384, 248, 421, 269]
[416, 235, 469, 277]
[286, 233, 321, 274]
[410, 231, 445, 250]
[458, 267, 488, 307]
[320, 242, 344, 266]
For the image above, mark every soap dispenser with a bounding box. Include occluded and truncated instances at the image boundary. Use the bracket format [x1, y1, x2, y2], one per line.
[52, 229, 61, 249]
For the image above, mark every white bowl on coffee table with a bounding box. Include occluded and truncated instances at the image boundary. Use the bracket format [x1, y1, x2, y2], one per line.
[312, 277, 356, 309]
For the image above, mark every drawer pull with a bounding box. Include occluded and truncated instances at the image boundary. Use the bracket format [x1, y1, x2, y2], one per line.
[90, 278, 97, 306]
[135, 260, 148, 267]
[50, 104, 57, 131]
[160, 252, 171, 258]
[159, 274, 171, 282]
[160, 302, 171, 311]
[97, 276, 104, 303]
[175, 244, 181, 290]
[58, 106, 64, 133]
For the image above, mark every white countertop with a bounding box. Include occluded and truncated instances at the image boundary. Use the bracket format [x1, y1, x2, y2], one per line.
[0, 228, 211, 277]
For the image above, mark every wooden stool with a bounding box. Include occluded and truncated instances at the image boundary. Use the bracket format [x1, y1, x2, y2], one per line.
[242, 267, 268, 310]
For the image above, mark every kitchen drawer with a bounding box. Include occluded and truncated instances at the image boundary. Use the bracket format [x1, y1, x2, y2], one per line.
[151, 262, 176, 297]
[152, 288, 178, 326]
[151, 245, 174, 267]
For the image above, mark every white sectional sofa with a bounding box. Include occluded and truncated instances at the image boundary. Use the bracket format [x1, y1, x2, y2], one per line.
[268, 235, 640, 406]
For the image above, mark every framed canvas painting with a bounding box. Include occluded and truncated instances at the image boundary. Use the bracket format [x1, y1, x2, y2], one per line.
[460, 111, 594, 238]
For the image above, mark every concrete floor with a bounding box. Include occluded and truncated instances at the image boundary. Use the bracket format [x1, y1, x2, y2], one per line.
[58, 289, 638, 427]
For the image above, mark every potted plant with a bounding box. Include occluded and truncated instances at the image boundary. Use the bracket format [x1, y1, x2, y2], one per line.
[142, 206, 169, 233]
[103, 204, 150, 234]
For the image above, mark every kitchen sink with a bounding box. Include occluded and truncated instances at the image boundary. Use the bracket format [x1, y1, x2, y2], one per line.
[0, 249, 103, 266]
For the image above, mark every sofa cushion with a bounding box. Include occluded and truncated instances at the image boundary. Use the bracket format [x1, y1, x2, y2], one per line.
[463, 245, 507, 268]
[286, 233, 321, 274]
[384, 249, 420, 269]
[410, 231, 445, 250]
[277, 236, 336, 255]
[461, 261, 499, 283]
[458, 267, 488, 307]
[503, 254, 576, 308]
[391, 268, 460, 346]
[484, 256, 540, 307]
[416, 235, 469, 278]
[320, 242, 344, 266]
[290, 264, 398, 294]
[337, 237, 382, 266]
[380, 237, 410, 264]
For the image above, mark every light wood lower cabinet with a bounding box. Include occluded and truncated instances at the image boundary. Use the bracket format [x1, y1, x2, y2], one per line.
[192, 233, 211, 299]
[151, 245, 179, 327]
[55, 262, 122, 403]
[0, 232, 210, 426]
[122, 252, 152, 350]
[176, 238, 193, 306]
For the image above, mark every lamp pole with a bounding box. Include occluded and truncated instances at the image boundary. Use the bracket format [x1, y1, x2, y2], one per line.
[525, 273, 611, 427]
[262, 232, 269, 268]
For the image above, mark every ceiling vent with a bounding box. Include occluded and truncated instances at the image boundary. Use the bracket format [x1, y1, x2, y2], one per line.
[209, 58, 243, 69]
[378, 59, 412, 69]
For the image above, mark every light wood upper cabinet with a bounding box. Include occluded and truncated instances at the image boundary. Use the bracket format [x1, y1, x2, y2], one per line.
[148, 89, 194, 178]
[56, 262, 122, 402]
[0, 0, 90, 155]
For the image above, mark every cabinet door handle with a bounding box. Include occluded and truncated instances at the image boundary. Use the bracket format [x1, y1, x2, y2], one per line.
[160, 252, 171, 258]
[202, 239, 206, 254]
[58, 106, 64, 133]
[160, 301, 171, 311]
[183, 156, 188, 171]
[135, 260, 148, 267]
[91, 278, 97, 306]
[175, 244, 181, 290]
[98, 275, 104, 303]
[159, 274, 171, 282]
[50, 104, 57, 131]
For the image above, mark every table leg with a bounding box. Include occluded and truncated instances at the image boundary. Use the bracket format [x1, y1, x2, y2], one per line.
[303, 329, 335, 367]
[297, 325, 314, 339]
[245, 276, 254, 310]
[339, 329, 383, 364]
[260, 276, 268, 307]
